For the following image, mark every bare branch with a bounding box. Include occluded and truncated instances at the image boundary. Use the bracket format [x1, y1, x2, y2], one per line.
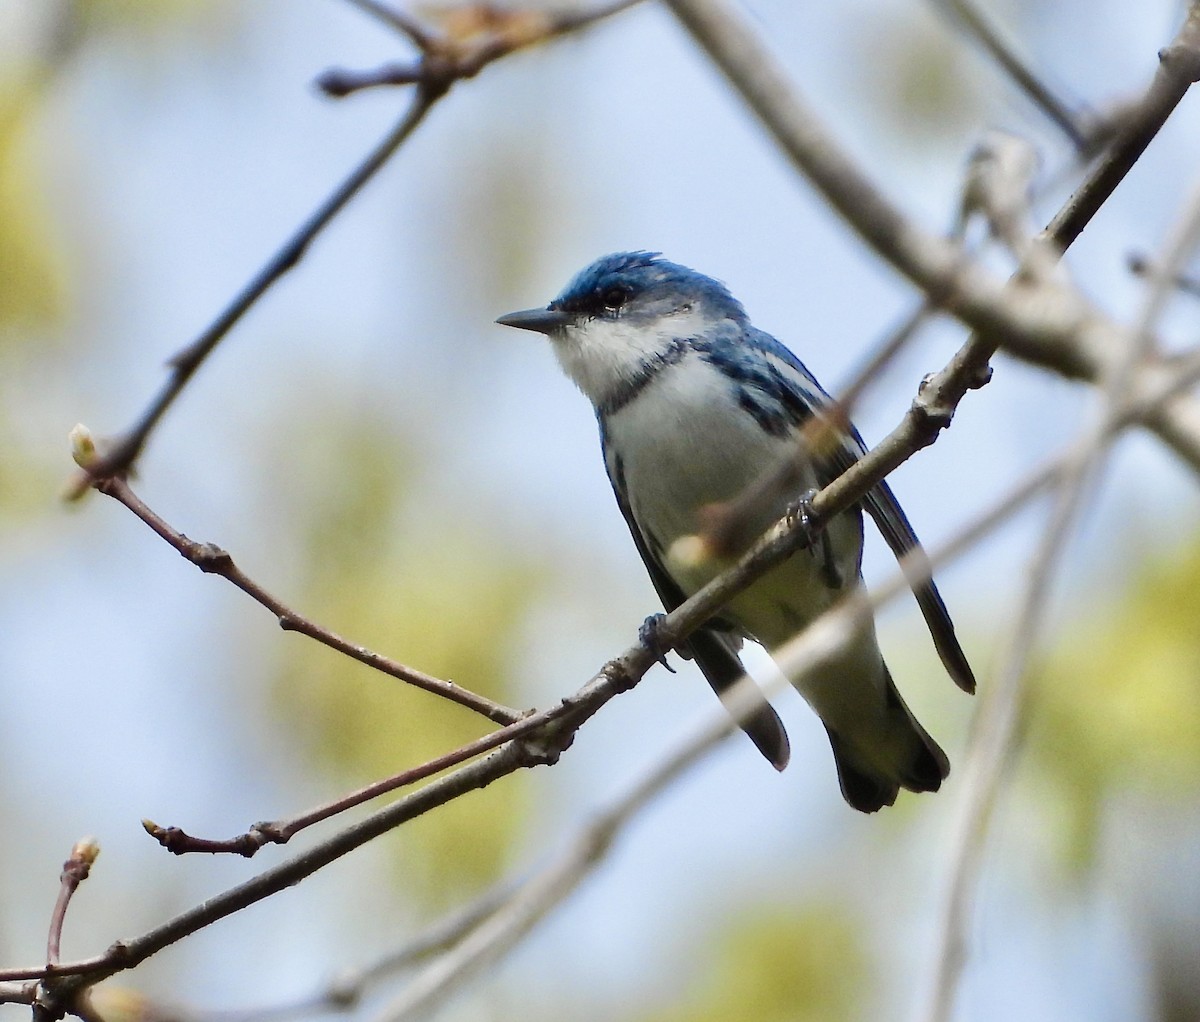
[91, 476, 524, 728]
[196, 881, 519, 1021]
[1045, 6, 1200, 252]
[342, 0, 436, 49]
[664, 0, 1200, 311]
[320, 1, 644, 98]
[64, 91, 436, 496]
[922, 173, 1200, 1022]
[143, 700, 588, 857]
[371, 706, 730, 1022]
[1128, 251, 1200, 298]
[21, 744, 541, 1007]
[0, 983, 36, 1007]
[45, 840, 100, 968]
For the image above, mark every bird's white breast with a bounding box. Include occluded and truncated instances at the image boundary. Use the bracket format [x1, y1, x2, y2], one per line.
[604, 354, 865, 643]
[605, 354, 798, 548]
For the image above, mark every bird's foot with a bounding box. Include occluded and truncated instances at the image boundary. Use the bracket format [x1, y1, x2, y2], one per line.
[787, 489, 843, 590]
[638, 613, 677, 673]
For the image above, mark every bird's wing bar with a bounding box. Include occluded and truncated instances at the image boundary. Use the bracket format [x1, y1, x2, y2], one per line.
[828, 443, 976, 694]
[601, 446, 792, 769]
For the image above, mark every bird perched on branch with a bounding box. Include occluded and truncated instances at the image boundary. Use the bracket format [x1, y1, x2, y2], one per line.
[498, 252, 974, 812]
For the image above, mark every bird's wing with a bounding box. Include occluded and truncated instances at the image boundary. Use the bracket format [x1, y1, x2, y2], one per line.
[830, 442, 976, 694]
[748, 329, 975, 694]
[601, 442, 791, 770]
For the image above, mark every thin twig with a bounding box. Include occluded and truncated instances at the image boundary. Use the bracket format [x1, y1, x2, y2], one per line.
[320, 0, 646, 99]
[1045, 6, 1200, 252]
[87, 476, 523, 728]
[19, 744, 544, 1002]
[343, 0, 436, 49]
[370, 696, 737, 1022]
[145, 697, 587, 856]
[0, 984, 36, 1007]
[928, 0, 1094, 151]
[1129, 250, 1200, 298]
[65, 91, 437, 495]
[45, 840, 100, 967]
[195, 883, 517, 1022]
[922, 420, 1106, 1022]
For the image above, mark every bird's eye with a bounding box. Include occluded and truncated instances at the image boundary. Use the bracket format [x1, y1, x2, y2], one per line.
[600, 286, 629, 312]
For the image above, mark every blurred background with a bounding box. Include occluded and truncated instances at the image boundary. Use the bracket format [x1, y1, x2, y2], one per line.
[2, 1, 1199, 1019]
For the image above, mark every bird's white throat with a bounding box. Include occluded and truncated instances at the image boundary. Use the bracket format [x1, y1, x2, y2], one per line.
[551, 309, 711, 407]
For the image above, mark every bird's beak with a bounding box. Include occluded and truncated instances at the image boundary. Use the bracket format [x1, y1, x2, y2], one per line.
[495, 307, 570, 334]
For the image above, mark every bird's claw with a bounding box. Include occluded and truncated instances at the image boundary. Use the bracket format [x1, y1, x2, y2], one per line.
[787, 489, 844, 590]
[786, 488, 820, 532]
[638, 613, 677, 673]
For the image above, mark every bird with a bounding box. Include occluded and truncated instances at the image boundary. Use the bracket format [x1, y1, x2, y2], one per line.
[497, 251, 974, 812]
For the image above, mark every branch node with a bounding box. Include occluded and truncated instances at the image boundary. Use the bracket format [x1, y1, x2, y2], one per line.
[144, 818, 271, 857]
[103, 940, 132, 966]
[248, 821, 288, 849]
[967, 363, 994, 391]
[602, 659, 639, 694]
[316, 63, 423, 97]
[511, 734, 567, 768]
[1159, 41, 1200, 83]
[187, 541, 234, 574]
[910, 395, 956, 441]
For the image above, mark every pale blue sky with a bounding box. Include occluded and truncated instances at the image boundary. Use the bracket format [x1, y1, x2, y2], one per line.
[2, 1, 1198, 1019]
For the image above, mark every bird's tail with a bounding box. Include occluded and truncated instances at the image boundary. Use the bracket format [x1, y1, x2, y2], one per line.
[821, 666, 949, 814]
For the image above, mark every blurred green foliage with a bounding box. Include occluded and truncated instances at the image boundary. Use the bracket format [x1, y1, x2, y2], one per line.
[266, 407, 543, 908]
[72, 0, 212, 31]
[1026, 536, 1200, 869]
[0, 0, 232, 519]
[0, 46, 71, 519]
[634, 904, 869, 1022]
[0, 1, 227, 334]
[857, 6, 986, 146]
[0, 81, 67, 332]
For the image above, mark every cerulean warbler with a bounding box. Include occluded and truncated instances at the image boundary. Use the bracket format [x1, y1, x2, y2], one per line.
[498, 252, 974, 812]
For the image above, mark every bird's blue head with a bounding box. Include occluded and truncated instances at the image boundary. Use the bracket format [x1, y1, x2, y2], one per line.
[496, 252, 748, 406]
[551, 251, 747, 325]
